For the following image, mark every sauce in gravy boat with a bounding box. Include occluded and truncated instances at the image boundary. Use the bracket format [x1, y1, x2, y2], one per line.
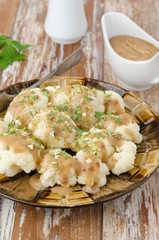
[101, 12, 159, 91]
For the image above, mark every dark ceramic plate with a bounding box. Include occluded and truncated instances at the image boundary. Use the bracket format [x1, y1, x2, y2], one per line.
[0, 77, 158, 208]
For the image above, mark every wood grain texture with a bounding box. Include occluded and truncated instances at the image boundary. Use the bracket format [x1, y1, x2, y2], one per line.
[0, 0, 159, 239]
[103, 1, 159, 240]
[0, 0, 104, 240]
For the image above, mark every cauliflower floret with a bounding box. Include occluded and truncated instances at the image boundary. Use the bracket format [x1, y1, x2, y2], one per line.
[4, 88, 48, 127]
[115, 123, 142, 143]
[96, 113, 142, 143]
[78, 128, 115, 163]
[40, 149, 80, 187]
[104, 90, 125, 114]
[110, 141, 137, 175]
[48, 85, 105, 130]
[76, 150, 109, 193]
[0, 130, 43, 177]
[28, 109, 78, 150]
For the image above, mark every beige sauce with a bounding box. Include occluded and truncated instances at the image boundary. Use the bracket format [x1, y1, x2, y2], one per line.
[110, 35, 159, 61]
[0, 132, 41, 163]
[81, 152, 100, 188]
[29, 173, 45, 191]
[41, 152, 81, 185]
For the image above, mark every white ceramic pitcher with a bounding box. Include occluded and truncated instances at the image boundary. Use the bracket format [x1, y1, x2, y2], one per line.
[45, 0, 88, 44]
[101, 12, 159, 91]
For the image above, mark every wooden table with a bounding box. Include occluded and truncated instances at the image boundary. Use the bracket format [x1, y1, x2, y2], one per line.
[0, 0, 159, 239]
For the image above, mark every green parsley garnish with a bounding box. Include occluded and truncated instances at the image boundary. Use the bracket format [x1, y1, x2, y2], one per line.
[52, 104, 68, 112]
[95, 112, 107, 120]
[40, 87, 49, 97]
[29, 111, 33, 117]
[6, 145, 9, 150]
[0, 35, 31, 69]
[114, 116, 121, 124]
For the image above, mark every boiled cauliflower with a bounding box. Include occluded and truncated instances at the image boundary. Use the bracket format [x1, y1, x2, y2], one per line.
[40, 149, 80, 187]
[0, 130, 43, 177]
[4, 88, 49, 127]
[28, 109, 78, 150]
[76, 150, 109, 193]
[109, 141, 137, 175]
[48, 85, 105, 130]
[104, 90, 125, 114]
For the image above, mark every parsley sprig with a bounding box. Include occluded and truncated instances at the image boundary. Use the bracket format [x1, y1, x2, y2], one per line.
[0, 35, 31, 69]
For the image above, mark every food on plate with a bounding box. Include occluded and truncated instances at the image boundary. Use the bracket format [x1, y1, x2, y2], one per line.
[40, 149, 81, 188]
[76, 150, 109, 193]
[28, 109, 78, 151]
[4, 88, 49, 127]
[77, 128, 137, 175]
[109, 140, 137, 175]
[0, 129, 43, 177]
[0, 84, 142, 193]
[47, 85, 105, 130]
[104, 90, 125, 114]
[95, 112, 142, 143]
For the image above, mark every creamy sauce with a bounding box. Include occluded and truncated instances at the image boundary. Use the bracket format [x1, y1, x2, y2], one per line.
[110, 35, 159, 61]
[0, 131, 41, 163]
[30, 109, 77, 150]
[49, 85, 99, 130]
[29, 173, 45, 191]
[81, 152, 100, 187]
[41, 151, 81, 185]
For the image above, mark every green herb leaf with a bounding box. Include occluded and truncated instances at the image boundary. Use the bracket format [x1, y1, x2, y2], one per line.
[0, 35, 31, 69]
[6, 145, 9, 150]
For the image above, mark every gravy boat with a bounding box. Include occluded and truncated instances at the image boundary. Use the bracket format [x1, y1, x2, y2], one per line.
[101, 12, 159, 91]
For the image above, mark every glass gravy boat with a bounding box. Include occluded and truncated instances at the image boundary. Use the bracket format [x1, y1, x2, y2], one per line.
[101, 12, 159, 91]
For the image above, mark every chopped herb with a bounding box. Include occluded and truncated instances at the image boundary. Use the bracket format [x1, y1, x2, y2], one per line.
[92, 176, 95, 186]
[52, 104, 68, 112]
[93, 133, 101, 139]
[40, 87, 49, 97]
[106, 94, 112, 98]
[85, 106, 92, 111]
[32, 95, 38, 101]
[61, 151, 67, 159]
[66, 126, 71, 133]
[83, 150, 90, 153]
[56, 162, 59, 169]
[33, 118, 40, 125]
[29, 111, 33, 117]
[23, 128, 32, 133]
[47, 112, 55, 120]
[95, 112, 107, 120]
[6, 145, 9, 150]
[56, 115, 63, 123]
[95, 123, 104, 129]
[38, 168, 45, 174]
[114, 116, 121, 124]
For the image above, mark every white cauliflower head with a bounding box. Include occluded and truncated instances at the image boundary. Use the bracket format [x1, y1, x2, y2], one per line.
[40, 149, 80, 187]
[4, 88, 49, 127]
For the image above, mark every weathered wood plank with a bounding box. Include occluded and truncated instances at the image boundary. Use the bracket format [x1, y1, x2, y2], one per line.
[103, 1, 159, 239]
[0, 0, 104, 239]
[0, 0, 19, 35]
[11, 203, 102, 240]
